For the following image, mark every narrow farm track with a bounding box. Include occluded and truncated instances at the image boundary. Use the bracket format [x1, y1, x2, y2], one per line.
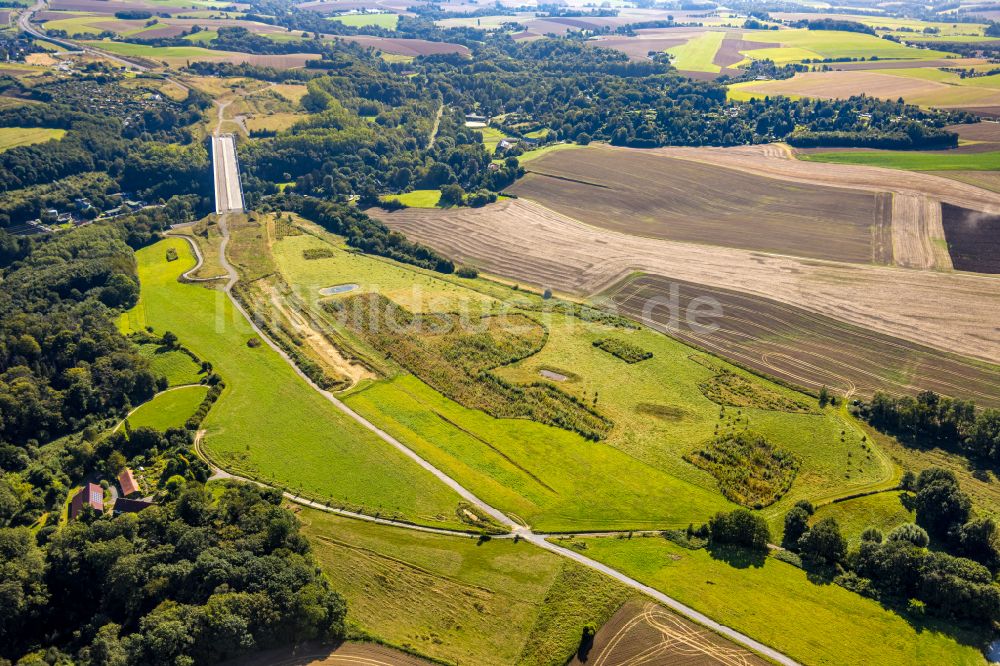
[185, 214, 803, 666]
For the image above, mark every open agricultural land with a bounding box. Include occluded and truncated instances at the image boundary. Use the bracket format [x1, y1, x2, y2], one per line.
[372, 152, 1000, 367]
[5, 3, 1000, 665]
[0, 126, 65, 151]
[568, 534, 990, 666]
[506, 144, 884, 263]
[604, 274, 1000, 407]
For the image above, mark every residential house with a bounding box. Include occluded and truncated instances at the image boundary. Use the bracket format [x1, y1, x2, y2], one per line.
[69, 483, 104, 519]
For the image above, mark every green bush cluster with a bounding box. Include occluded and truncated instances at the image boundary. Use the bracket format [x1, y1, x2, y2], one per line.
[592, 337, 652, 363]
[684, 431, 800, 508]
[330, 293, 612, 440]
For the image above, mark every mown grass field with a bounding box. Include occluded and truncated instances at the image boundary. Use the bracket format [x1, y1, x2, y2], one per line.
[573, 535, 990, 666]
[666, 30, 726, 72]
[326, 12, 399, 29]
[271, 228, 892, 531]
[126, 385, 208, 431]
[380, 189, 441, 208]
[298, 507, 633, 665]
[0, 127, 66, 152]
[799, 149, 1000, 171]
[120, 236, 470, 529]
[738, 28, 954, 64]
[811, 491, 914, 547]
[138, 343, 203, 386]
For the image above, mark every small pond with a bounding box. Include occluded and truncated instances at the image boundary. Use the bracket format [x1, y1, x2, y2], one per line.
[319, 283, 359, 296]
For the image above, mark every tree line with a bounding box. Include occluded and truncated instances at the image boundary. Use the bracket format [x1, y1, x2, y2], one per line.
[859, 390, 1000, 462]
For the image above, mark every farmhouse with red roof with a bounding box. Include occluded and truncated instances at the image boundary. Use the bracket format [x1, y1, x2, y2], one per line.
[118, 468, 139, 497]
[69, 483, 104, 519]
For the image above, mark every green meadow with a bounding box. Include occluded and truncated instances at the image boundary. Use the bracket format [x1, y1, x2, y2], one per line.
[380, 189, 441, 208]
[810, 491, 915, 547]
[667, 31, 726, 73]
[138, 343, 203, 386]
[0, 127, 65, 152]
[326, 12, 399, 29]
[121, 237, 469, 529]
[127, 385, 208, 431]
[270, 227, 893, 532]
[737, 28, 955, 66]
[299, 507, 632, 665]
[799, 150, 1000, 171]
[573, 535, 990, 666]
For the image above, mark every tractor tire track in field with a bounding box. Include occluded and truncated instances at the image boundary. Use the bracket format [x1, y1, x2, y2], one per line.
[188, 213, 803, 666]
[607, 274, 1000, 407]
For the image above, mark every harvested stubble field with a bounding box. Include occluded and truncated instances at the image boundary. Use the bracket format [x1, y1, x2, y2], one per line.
[727, 69, 1000, 111]
[569, 600, 771, 666]
[941, 203, 1000, 273]
[371, 196, 1000, 366]
[606, 274, 1000, 407]
[297, 508, 635, 666]
[507, 145, 883, 263]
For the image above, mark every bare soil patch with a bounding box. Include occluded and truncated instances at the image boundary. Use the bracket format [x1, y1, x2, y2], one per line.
[658, 144, 1000, 212]
[715, 34, 778, 69]
[570, 600, 771, 666]
[591, 35, 687, 61]
[933, 170, 1000, 194]
[335, 35, 469, 56]
[941, 203, 1000, 274]
[507, 144, 880, 263]
[371, 197, 1000, 366]
[608, 274, 1000, 406]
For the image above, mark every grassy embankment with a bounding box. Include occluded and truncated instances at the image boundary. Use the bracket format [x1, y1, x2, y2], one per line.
[120, 236, 471, 530]
[268, 227, 895, 532]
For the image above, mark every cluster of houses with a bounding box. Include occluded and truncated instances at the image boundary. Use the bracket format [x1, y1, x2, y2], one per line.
[11, 195, 147, 237]
[68, 467, 156, 520]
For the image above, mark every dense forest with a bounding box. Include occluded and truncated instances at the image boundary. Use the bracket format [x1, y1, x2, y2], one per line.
[2, 482, 346, 664]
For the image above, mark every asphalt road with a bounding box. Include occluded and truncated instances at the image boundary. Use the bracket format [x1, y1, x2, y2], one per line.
[212, 135, 244, 214]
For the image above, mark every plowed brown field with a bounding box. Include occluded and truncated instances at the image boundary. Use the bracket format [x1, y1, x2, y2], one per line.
[371, 198, 1000, 365]
[507, 145, 882, 263]
[606, 274, 1000, 406]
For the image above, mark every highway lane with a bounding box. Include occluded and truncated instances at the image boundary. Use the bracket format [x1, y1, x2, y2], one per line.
[213, 134, 244, 214]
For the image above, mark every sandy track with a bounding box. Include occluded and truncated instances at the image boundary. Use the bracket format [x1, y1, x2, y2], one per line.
[373, 199, 1000, 364]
